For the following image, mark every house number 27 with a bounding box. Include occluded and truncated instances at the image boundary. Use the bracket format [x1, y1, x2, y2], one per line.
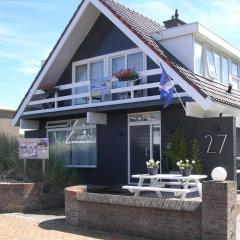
[205, 134, 228, 154]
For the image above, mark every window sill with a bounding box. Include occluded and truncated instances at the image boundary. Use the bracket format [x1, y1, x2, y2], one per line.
[64, 165, 97, 169]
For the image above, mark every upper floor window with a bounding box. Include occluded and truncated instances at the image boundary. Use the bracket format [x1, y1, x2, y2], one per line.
[127, 52, 143, 72]
[231, 62, 240, 89]
[206, 48, 216, 78]
[194, 41, 240, 90]
[72, 48, 146, 103]
[221, 57, 229, 84]
[111, 52, 144, 75]
[112, 56, 125, 74]
[90, 61, 104, 84]
[214, 53, 221, 80]
[232, 62, 238, 77]
[194, 42, 203, 75]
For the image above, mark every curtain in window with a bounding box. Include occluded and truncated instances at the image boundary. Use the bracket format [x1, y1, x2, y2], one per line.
[48, 124, 97, 167]
[75, 64, 88, 105]
[194, 42, 203, 75]
[48, 131, 71, 165]
[127, 52, 143, 72]
[206, 48, 216, 78]
[214, 53, 221, 81]
[222, 57, 229, 84]
[232, 62, 238, 77]
[90, 61, 104, 103]
[90, 61, 104, 84]
[127, 52, 144, 96]
[112, 56, 125, 74]
[71, 128, 97, 166]
[112, 56, 128, 95]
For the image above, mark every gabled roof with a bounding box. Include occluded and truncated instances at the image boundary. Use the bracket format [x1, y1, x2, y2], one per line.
[100, 0, 240, 109]
[12, 0, 240, 125]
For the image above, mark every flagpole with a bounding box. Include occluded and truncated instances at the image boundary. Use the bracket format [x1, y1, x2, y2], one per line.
[169, 78, 187, 113]
[159, 61, 187, 113]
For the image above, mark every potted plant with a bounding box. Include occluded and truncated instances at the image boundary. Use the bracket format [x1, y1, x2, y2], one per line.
[146, 159, 160, 175]
[176, 159, 195, 176]
[40, 83, 58, 94]
[114, 68, 139, 81]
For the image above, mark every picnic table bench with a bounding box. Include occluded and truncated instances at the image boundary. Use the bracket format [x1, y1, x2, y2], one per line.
[122, 174, 207, 200]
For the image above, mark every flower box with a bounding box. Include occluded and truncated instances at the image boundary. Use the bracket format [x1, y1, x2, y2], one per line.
[114, 68, 139, 81]
[40, 83, 58, 94]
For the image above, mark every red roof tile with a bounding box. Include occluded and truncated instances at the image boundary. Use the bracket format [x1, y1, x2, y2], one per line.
[100, 0, 240, 109]
[14, 0, 240, 121]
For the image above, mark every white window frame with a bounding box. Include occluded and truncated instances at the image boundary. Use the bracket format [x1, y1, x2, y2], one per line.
[194, 41, 204, 76]
[72, 48, 147, 103]
[46, 118, 97, 168]
[229, 60, 240, 90]
[205, 46, 217, 79]
[72, 57, 105, 105]
[108, 49, 147, 76]
[195, 41, 240, 87]
[72, 48, 147, 83]
[221, 55, 230, 85]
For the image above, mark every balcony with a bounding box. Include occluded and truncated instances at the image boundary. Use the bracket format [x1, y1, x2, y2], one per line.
[23, 68, 187, 116]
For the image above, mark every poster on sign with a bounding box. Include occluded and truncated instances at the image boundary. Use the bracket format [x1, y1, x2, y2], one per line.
[19, 138, 49, 160]
[90, 80, 111, 96]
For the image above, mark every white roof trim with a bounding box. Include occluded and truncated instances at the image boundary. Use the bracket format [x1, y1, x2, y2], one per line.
[152, 22, 240, 61]
[91, 0, 212, 110]
[13, 0, 214, 126]
[152, 22, 198, 41]
[12, 0, 92, 126]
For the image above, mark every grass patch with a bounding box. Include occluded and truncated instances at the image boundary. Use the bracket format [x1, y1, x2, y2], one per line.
[0, 133, 81, 191]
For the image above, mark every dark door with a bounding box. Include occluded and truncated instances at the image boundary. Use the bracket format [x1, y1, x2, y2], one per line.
[130, 125, 150, 183]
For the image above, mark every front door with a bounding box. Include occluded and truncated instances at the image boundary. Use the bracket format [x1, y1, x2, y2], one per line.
[128, 112, 161, 184]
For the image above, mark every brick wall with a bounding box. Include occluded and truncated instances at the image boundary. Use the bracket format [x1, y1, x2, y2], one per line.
[65, 181, 238, 240]
[65, 185, 87, 225]
[0, 182, 64, 212]
[202, 181, 237, 240]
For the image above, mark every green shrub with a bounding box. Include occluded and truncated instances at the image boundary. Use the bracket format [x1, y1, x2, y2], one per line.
[191, 139, 202, 174]
[43, 145, 73, 191]
[166, 128, 202, 173]
[0, 133, 23, 180]
[0, 133, 81, 190]
[166, 128, 188, 170]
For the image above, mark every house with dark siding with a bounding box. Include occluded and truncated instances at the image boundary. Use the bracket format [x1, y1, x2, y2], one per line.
[12, 0, 240, 185]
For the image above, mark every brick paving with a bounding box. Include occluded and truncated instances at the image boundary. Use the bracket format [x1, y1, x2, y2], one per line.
[0, 209, 150, 240]
[0, 208, 239, 240]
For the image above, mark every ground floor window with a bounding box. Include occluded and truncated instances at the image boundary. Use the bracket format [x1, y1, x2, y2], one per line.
[47, 119, 97, 168]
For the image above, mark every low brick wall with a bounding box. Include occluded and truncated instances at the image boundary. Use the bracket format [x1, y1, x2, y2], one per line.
[65, 181, 238, 240]
[0, 182, 64, 212]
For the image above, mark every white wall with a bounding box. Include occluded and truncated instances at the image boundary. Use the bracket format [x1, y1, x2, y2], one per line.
[159, 34, 194, 71]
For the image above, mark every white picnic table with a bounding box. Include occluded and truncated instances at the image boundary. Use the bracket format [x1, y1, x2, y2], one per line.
[122, 174, 207, 200]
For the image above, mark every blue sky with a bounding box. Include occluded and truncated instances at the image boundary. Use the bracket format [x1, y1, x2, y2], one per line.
[1, 0, 240, 109]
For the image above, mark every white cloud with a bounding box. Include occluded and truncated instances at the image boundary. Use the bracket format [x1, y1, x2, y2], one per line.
[18, 66, 39, 75]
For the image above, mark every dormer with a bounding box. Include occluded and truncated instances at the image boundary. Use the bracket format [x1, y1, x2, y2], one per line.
[152, 14, 240, 90]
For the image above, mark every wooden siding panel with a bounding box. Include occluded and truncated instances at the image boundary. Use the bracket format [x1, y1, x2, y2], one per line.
[57, 14, 136, 86]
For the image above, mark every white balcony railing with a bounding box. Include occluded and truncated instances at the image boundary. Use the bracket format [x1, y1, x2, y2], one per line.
[23, 68, 188, 116]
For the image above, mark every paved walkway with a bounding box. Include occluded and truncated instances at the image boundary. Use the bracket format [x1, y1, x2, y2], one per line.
[1, 209, 240, 239]
[0, 209, 150, 240]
